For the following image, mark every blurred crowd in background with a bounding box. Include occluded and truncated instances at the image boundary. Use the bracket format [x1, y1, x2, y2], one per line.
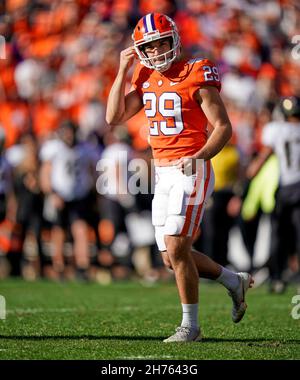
[0, 0, 299, 291]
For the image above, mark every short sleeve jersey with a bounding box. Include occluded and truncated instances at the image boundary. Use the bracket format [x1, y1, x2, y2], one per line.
[131, 58, 221, 163]
[40, 139, 96, 201]
[262, 121, 300, 186]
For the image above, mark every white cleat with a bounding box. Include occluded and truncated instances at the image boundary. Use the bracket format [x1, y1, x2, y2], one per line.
[163, 326, 202, 343]
[228, 272, 254, 323]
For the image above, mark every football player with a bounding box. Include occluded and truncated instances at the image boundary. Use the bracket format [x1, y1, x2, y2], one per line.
[106, 13, 253, 342]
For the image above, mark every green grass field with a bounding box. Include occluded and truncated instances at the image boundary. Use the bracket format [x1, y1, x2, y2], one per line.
[0, 278, 299, 360]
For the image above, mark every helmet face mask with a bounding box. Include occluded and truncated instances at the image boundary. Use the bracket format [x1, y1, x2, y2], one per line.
[132, 13, 181, 72]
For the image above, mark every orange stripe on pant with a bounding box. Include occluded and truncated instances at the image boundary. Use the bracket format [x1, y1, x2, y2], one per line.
[192, 161, 211, 237]
[180, 161, 208, 236]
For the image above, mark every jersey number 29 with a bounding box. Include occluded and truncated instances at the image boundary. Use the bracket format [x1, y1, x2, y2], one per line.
[143, 92, 184, 136]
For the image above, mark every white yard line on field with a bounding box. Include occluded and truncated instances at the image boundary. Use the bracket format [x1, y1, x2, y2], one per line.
[6, 305, 141, 315]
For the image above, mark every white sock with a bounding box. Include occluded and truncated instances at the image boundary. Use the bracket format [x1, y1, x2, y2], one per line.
[181, 303, 199, 329]
[216, 267, 239, 291]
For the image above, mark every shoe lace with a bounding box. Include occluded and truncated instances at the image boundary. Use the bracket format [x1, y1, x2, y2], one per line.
[175, 326, 193, 337]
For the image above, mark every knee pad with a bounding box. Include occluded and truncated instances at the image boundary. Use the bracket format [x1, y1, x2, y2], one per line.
[154, 215, 187, 252]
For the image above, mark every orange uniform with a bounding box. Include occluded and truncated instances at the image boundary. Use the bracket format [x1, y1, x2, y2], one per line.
[130, 14, 219, 249]
[131, 57, 221, 163]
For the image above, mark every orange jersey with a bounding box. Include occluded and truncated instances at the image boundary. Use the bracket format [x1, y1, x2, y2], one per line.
[131, 58, 221, 163]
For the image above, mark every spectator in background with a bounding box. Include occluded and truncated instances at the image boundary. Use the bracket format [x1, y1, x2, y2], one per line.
[6, 133, 48, 278]
[247, 96, 300, 293]
[0, 127, 18, 276]
[240, 153, 279, 275]
[97, 126, 136, 280]
[0, 128, 15, 223]
[39, 121, 98, 281]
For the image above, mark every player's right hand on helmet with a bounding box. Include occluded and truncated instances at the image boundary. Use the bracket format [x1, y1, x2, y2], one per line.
[119, 46, 137, 71]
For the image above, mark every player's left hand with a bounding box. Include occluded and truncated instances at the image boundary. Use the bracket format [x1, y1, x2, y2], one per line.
[176, 156, 201, 175]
